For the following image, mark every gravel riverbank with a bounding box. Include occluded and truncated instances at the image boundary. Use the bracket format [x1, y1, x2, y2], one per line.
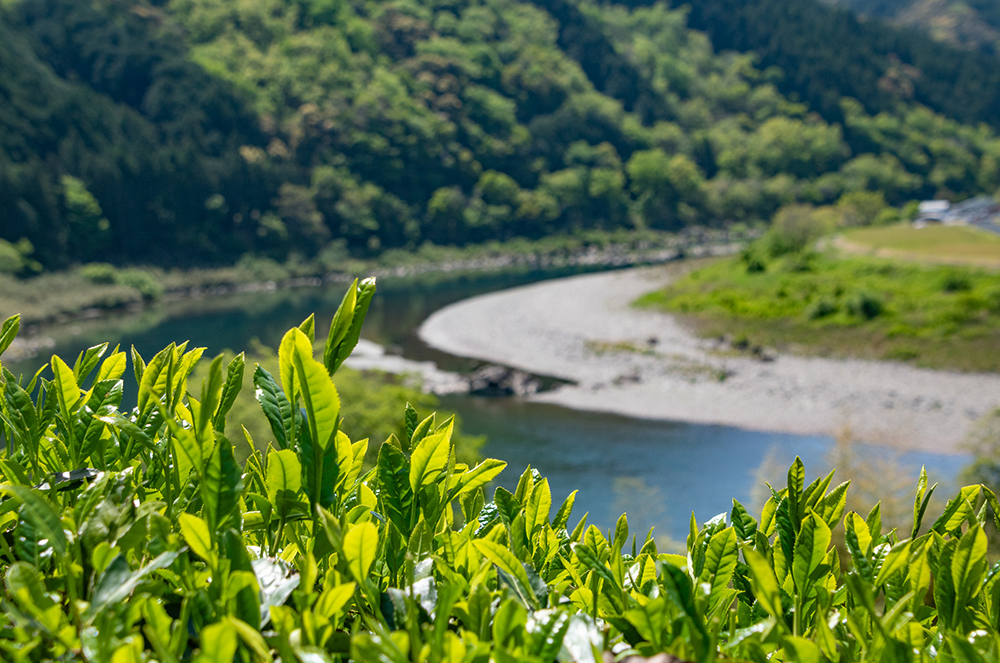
[419, 265, 1000, 453]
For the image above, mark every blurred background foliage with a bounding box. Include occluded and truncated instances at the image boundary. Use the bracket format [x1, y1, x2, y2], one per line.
[2, 0, 1000, 270]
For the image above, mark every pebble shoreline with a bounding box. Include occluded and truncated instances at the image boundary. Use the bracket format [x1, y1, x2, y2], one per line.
[418, 265, 1000, 453]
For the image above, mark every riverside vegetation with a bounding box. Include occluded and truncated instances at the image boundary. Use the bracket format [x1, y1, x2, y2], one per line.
[0, 227, 729, 329]
[638, 203, 1000, 372]
[4, 278, 1000, 661]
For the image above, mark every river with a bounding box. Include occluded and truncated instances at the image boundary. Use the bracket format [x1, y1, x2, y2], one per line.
[6, 266, 968, 542]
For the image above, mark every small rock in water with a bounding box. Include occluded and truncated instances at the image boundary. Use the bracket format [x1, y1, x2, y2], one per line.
[467, 364, 542, 396]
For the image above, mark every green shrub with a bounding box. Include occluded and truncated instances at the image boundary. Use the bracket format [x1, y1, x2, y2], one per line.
[117, 268, 164, 300]
[846, 290, 884, 319]
[0, 239, 24, 275]
[0, 238, 39, 276]
[740, 245, 767, 273]
[837, 190, 888, 227]
[805, 296, 837, 319]
[780, 250, 817, 273]
[641, 253, 1000, 369]
[1, 281, 1000, 661]
[762, 204, 832, 257]
[940, 270, 972, 292]
[78, 262, 118, 284]
[237, 254, 291, 282]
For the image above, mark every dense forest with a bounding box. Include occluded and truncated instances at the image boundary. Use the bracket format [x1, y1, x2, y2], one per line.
[825, 0, 1000, 54]
[674, 0, 1000, 124]
[2, 0, 1000, 270]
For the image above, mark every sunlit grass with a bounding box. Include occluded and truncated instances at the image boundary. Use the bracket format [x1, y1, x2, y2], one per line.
[637, 251, 1000, 371]
[840, 223, 1000, 266]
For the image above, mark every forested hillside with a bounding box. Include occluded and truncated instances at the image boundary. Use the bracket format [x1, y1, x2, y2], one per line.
[2, 0, 1000, 270]
[674, 0, 1000, 124]
[826, 0, 1000, 54]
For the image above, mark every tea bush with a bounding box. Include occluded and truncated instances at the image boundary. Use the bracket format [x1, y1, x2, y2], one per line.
[1, 277, 1000, 662]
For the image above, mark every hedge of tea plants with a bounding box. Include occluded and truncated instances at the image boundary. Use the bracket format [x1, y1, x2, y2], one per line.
[1, 277, 999, 662]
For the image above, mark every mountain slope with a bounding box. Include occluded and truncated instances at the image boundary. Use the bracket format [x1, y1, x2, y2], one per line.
[826, 0, 1000, 54]
[667, 0, 1000, 126]
[1, 0, 999, 269]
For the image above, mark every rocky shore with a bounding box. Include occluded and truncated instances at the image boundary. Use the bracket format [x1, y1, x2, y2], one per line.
[418, 265, 1000, 453]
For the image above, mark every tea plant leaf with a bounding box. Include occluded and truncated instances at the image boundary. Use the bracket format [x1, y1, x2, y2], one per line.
[266, 449, 302, 507]
[198, 355, 224, 442]
[344, 521, 378, 583]
[783, 636, 821, 663]
[277, 329, 299, 409]
[404, 403, 418, 444]
[80, 379, 123, 462]
[527, 609, 570, 661]
[196, 621, 238, 663]
[253, 366, 294, 450]
[0, 484, 66, 557]
[325, 277, 376, 375]
[178, 513, 213, 563]
[787, 456, 805, 524]
[874, 541, 912, 587]
[7, 313, 1000, 661]
[552, 490, 577, 532]
[625, 598, 666, 650]
[213, 353, 245, 434]
[409, 430, 450, 492]
[377, 443, 413, 536]
[730, 499, 758, 541]
[4, 376, 38, 450]
[299, 313, 316, 343]
[252, 557, 300, 626]
[525, 478, 551, 539]
[792, 512, 831, 593]
[865, 502, 882, 542]
[325, 279, 358, 368]
[291, 328, 340, 453]
[493, 599, 528, 647]
[845, 512, 873, 580]
[474, 539, 537, 605]
[409, 413, 436, 451]
[50, 355, 80, 418]
[453, 459, 506, 497]
[96, 350, 128, 383]
[73, 342, 108, 384]
[613, 513, 629, 553]
[344, 437, 369, 488]
[952, 524, 988, 604]
[172, 427, 202, 482]
[934, 538, 958, 629]
[203, 435, 243, 533]
[912, 467, 929, 535]
[88, 551, 181, 623]
[228, 617, 272, 663]
[137, 344, 174, 417]
[5, 561, 52, 613]
[743, 548, 783, 624]
[700, 527, 738, 610]
[314, 582, 355, 621]
[932, 485, 979, 535]
[817, 480, 850, 529]
[130, 345, 146, 386]
[0, 315, 19, 358]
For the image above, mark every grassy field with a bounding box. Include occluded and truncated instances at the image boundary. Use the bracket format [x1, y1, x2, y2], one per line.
[637, 249, 1000, 372]
[838, 223, 1000, 267]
